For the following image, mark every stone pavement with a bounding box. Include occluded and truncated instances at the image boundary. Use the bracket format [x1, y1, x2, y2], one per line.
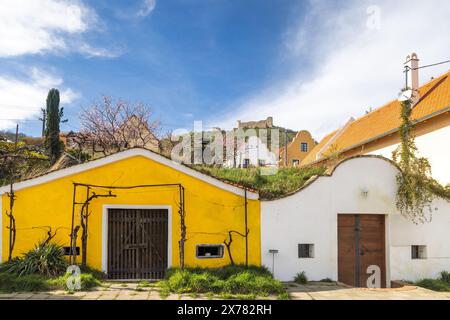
[0, 282, 212, 300]
[286, 282, 450, 300]
[1, 281, 450, 300]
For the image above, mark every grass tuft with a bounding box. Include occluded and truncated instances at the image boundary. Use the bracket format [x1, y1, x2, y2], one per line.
[415, 271, 450, 292]
[47, 273, 101, 292]
[160, 265, 285, 298]
[415, 279, 449, 292]
[0, 273, 50, 293]
[193, 166, 326, 199]
[294, 271, 308, 285]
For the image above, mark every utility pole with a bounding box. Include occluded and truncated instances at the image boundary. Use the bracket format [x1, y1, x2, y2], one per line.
[284, 129, 288, 167]
[39, 108, 46, 137]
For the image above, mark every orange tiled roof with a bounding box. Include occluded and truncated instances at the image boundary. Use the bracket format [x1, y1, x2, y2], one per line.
[302, 130, 337, 164]
[303, 70, 450, 165]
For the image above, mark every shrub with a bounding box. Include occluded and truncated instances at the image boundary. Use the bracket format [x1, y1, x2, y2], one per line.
[416, 279, 449, 292]
[439, 271, 450, 285]
[48, 273, 101, 291]
[277, 292, 290, 300]
[160, 265, 285, 297]
[79, 265, 106, 280]
[0, 242, 67, 277]
[294, 271, 308, 285]
[0, 273, 50, 292]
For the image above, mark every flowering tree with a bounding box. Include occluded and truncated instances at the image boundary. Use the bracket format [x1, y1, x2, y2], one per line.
[78, 96, 160, 156]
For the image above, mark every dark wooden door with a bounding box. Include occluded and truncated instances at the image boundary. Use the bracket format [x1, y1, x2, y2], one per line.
[337, 214, 386, 288]
[108, 208, 168, 280]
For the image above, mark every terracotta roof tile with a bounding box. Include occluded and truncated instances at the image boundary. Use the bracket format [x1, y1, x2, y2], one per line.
[303, 70, 450, 165]
[302, 130, 337, 164]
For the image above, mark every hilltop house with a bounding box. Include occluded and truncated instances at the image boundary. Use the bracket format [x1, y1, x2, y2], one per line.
[279, 130, 317, 167]
[227, 117, 299, 168]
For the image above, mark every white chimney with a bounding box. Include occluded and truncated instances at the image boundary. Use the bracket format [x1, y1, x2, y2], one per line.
[404, 53, 420, 105]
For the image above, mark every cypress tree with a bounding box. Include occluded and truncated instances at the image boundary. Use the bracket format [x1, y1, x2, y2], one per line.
[45, 88, 64, 163]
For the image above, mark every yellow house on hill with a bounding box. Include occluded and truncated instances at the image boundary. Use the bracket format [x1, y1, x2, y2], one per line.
[0, 148, 260, 280]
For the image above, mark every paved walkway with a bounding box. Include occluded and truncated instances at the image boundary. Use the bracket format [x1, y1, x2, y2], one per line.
[0, 282, 202, 300]
[286, 282, 450, 300]
[1, 282, 450, 300]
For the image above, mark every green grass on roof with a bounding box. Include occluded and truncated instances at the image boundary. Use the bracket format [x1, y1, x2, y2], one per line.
[193, 165, 326, 200]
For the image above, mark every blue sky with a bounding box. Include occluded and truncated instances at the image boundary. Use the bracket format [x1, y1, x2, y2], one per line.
[0, 0, 306, 136]
[1, 0, 449, 139]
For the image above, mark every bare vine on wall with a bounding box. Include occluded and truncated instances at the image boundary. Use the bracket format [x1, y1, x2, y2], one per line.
[33, 226, 62, 246]
[223, 229, 249, 265]
[78, 190, 116, 267]
[1, 125, 48, 260]
[178, 186, 186, 270]
[393, 97, 450, 224]
[5, 191, 16, 261]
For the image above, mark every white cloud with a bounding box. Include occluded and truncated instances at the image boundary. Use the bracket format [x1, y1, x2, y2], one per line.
[0, 68, 77, 130]
[0, 0, 115, 58]
[78, 43, 123, 58]
[137, 0, 156, 17]
[214, 0, 450, 140]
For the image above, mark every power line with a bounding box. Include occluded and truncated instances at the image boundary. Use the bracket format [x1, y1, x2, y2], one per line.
[414, 59, 450, 70]
[405, 59, 450, 72]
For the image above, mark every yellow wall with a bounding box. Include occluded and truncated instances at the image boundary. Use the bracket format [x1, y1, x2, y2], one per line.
[1, 155, 260, 270]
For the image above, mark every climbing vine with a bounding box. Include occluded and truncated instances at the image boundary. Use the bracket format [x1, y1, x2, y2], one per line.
[393, 97, 450, 223]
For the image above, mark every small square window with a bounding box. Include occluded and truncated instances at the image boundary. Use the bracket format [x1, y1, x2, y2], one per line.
[258, 159, 265, 166]
[243, 159, 250, 168]
[411, 245, 427, 259]
[300, 142, 308, 152]
[196, 245, 224, 259]
[292, 159, 300, 167]
[298, 244, 314, 258]
[63, 246, 80, 256]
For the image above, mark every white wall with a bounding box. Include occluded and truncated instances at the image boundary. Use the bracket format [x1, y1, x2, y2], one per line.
[367, 126, 450, 185]
[227, 135, 277, 167]
[389, 197, 450, 282]
[261, 156, 450, 284]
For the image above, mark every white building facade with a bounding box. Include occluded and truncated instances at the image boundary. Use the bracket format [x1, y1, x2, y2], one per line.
[226, 135, 278, 168]
[261, 156, 450, 286]
[367, 125, 450, 185]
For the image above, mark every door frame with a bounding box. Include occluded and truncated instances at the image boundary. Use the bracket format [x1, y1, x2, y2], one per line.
[101, 204, 173, 275]
[336, 213, 390, 288]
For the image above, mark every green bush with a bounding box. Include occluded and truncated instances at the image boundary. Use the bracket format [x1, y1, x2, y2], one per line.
[439, 271, 450, 285]
[160, 265, 285, 296]
[0, 273, 50, 292]
[79, 265, 106, 280]
[0, 242, 67, 277]
[294, 271, 308, 285]
[48, 273, 101, 291]
[0, 270, 102, 293]
[416, 279, 449, 292]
